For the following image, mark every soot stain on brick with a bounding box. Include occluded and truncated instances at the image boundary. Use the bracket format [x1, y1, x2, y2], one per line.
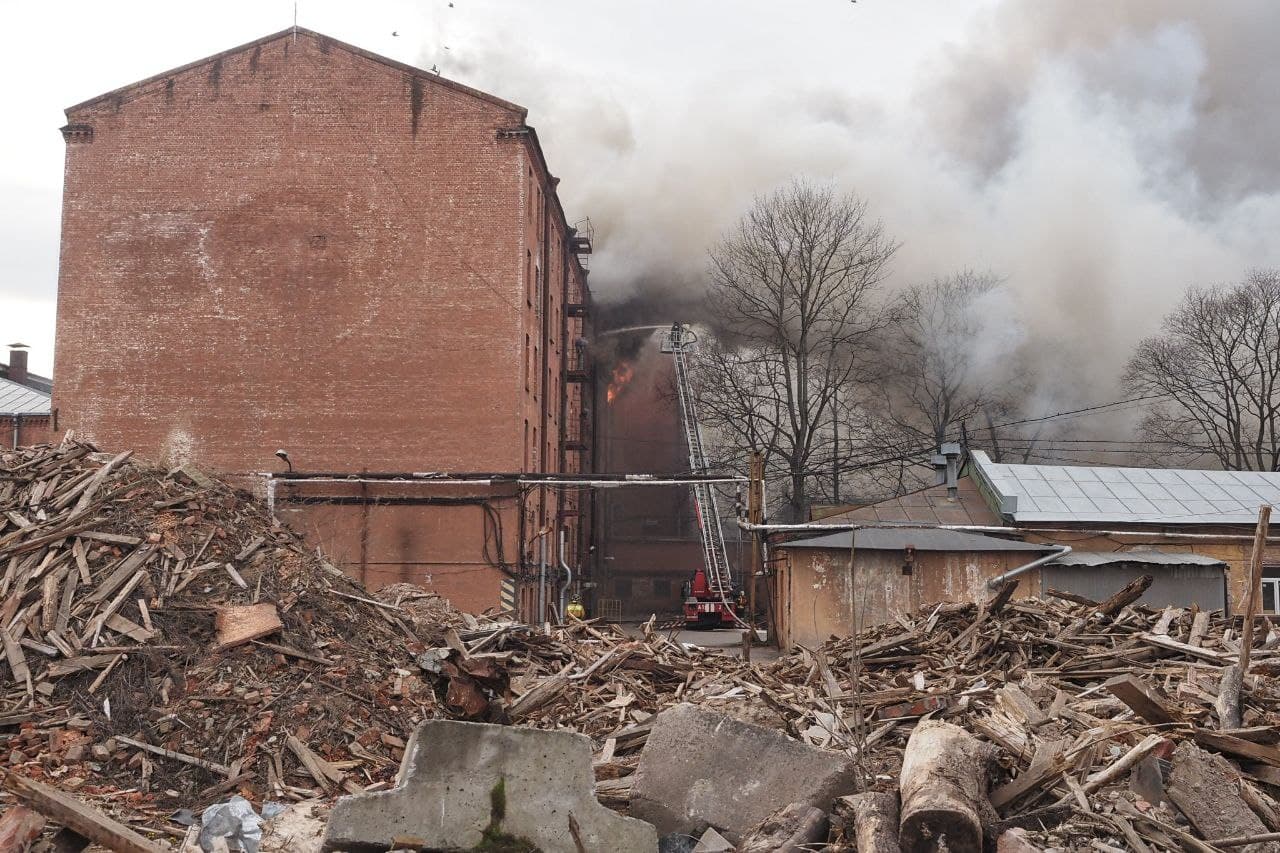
[410, 76, 425, 137]
[209, 58, 222, 92]
[319, 36, 332, 54]
[165, 78, 175, 102]
[249, 45, 261, 74]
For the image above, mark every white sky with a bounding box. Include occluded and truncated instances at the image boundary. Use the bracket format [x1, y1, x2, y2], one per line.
[0, 0, 990, 376]
[3, 0, 1277, 407]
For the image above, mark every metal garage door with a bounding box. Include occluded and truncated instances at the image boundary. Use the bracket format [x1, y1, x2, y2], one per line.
[1040, 563, 1226, 612]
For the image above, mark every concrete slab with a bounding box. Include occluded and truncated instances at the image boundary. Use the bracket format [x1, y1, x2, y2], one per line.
[630, 703, 855, 843]
[321, 719, 657, 853]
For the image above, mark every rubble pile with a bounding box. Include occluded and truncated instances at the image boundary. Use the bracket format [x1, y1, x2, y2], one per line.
[5, 441, 1280, 851]
[744, 583, 1280, 850]
[0, 441, 446, 839]
[413, 578, 1280, 850]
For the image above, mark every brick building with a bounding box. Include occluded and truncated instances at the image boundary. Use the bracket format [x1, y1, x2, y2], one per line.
[1, 344, 55, 448]
[52, 28, 594, 616]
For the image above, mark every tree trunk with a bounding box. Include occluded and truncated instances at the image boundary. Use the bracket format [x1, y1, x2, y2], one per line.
[841, 791, 899, 853]
[899, 720, 997, 853]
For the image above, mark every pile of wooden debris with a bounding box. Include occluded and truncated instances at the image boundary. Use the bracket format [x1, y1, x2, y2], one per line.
[412, 578, 1280, 849]
[0, 441, 454, 844]
[5, 440, 1280, 851]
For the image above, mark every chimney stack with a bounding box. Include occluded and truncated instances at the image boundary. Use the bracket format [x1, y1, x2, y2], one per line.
[7, 344, 28, 386]
[939, 442, 962, 499]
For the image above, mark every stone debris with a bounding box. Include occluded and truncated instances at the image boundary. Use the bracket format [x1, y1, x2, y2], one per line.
[630, 704, 855, 842]
[322, 719, 657, 853]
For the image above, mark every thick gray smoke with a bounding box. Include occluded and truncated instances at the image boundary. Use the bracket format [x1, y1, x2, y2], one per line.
[429, 1, 1280, 429]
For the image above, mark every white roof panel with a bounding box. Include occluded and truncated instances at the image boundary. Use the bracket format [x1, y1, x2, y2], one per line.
[971, 450, 1280, 525]
[0, 378, 51, 415]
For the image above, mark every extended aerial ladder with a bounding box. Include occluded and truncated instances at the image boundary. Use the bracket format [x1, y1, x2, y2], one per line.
[663, 324, 742, 628]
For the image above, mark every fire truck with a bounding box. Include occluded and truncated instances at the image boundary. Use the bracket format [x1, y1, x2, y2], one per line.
[663, 324, 744, 629]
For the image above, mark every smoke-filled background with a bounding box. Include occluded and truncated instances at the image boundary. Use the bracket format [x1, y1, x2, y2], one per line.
[5, 0, 1280, 424]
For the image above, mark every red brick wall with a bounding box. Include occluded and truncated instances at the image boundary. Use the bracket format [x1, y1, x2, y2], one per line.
[1, 415, 56, 448]
[54, 30, 575, 476]
[53, 30, 591, 614]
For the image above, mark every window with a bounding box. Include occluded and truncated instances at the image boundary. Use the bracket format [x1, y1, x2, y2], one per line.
[523, 420, 529, 472]
[526, 251, 533, 306]
[524, 334, 530, 391]
[1264, 565, 1280, 614]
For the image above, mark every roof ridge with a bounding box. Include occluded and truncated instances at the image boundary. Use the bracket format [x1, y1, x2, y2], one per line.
[65, 27, 527, 119]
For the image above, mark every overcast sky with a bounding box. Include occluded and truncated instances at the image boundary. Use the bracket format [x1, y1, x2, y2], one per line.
[4, 0, 1279, 399]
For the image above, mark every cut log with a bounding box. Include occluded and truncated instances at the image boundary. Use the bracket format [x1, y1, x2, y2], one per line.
[0, 805, 45, 853]
[1096, 574, 1153, 617]
[1, 771, 165, 853]
[840, 791, 899, 853]
[736, 802, 828, 853]
[1167, 741, 1276, 853]
[899, 720, 997, 853]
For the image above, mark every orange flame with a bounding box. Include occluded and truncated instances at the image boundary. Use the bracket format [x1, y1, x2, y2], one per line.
[606, 362, 635, 404]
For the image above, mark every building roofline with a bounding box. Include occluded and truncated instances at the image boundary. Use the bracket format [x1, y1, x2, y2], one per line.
[65, 27, 528, 120]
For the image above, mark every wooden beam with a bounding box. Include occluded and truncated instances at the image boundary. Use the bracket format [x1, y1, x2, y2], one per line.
[1103, 674, 1183, 725]
[1240, 505, 1271, 674]
[1, 771, 165, 853]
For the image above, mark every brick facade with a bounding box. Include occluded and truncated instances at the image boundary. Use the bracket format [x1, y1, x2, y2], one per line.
[53, 29, 592, 616]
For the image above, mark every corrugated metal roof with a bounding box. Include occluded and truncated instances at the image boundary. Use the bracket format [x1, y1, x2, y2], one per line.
[1050, 550, 1227, 568]
[780, 527, 1054, 552]
[0, 377, 51, 414]
[971, 450, 1280, 525]
[819, 476, 1000, 527]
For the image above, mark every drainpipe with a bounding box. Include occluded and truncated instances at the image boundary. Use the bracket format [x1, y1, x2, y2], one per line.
[985, 545, 1072, 589]
[558, 527, 573, 622]
[539, 535, 548, 622]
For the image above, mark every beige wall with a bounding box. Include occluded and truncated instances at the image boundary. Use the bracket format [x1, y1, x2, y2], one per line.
[774, 547, 1042, 650]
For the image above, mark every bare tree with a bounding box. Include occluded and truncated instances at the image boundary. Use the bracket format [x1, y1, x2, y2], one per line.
[847, 271, 1037, 491]
[691, 180, 898, 520]
[872, 272, 1014, 443]
[1126, 270, 1280, 471]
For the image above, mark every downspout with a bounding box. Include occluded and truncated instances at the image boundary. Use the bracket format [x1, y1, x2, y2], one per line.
[538, 164, 552, 559]
[558, 527, 573, 622]
[539, 534, 548, 623]
[985, 545, 1072, 589]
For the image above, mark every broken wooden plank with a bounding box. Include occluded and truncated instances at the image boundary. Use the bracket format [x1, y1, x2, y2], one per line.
[113, 735, 232, 777]
[1103, 673, 1184, 725]
[1, 770, 165, 853]
[214, 603, 282, 651]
